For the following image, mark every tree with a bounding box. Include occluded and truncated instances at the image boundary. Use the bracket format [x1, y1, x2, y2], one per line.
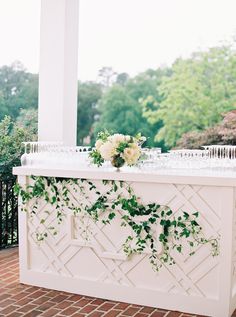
[94, 85, 142, 135]
[148, 46, 236, 148]
[128, 68, 172, 150]
[116, 72, 129, 86]
[98, 67, 117, 88]
[16, 108, 38, 136]
[15, 74, 38, 110]
[0, 61, 28, 100]
[127, 68, 171, 102]
[176, 110, 236, 149]
[94, 69, 172, 148]
[0, 116, 37, 179]
[0, 62, 38, 119]
[93, 83, 161, 147]
[0, 93, 8, 121]
[77, 82, 102, 145]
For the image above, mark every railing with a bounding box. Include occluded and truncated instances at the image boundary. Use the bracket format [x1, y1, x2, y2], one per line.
[0, 178, 18, 249]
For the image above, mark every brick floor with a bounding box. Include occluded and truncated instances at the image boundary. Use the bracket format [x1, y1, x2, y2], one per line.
[0, 247, 230, 317]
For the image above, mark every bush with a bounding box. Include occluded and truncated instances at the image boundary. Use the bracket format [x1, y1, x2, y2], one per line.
[0, 116, 37, 180]
[176, 110, 236, 149]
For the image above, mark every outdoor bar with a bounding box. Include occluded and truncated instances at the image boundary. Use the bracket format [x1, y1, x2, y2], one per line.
[11, 1, 236, 316]
[13, 156, 236, 317]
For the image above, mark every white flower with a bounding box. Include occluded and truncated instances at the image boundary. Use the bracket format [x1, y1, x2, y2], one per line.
[95, 139, 103, 150]
[108, 134, 126, 145]
[125, 135, 131, 142]
[123, 143, 141, 165]
[139, 136, 146, 144]
[99, 141, 116, 161]
[92, 132, 145, 167]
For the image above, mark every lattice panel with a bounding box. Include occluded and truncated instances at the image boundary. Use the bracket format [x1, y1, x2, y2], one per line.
[27, 180, 222, 300]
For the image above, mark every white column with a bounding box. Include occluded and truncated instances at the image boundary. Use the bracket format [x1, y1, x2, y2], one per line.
[38, 0, 79, 145]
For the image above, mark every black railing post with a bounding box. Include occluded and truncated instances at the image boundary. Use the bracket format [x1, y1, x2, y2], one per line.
[4, 181, 9, 247]
[0, 178, 18, 250]
[0, 181, 2, 248]
[11, 180, 15, 245]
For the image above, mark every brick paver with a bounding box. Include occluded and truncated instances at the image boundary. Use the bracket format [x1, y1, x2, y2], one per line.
[0, 247, 229, 317]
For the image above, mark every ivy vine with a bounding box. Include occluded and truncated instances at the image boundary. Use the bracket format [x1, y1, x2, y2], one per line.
[15, 176, 219, 271]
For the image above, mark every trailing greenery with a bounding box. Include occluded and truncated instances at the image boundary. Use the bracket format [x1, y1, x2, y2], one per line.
[15, 176, 219, 271]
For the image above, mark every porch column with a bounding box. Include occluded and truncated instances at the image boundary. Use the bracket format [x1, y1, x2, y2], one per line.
[38, 0, 79, 145]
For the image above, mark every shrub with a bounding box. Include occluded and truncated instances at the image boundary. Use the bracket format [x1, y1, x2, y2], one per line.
[0, 116, 37, 180]
[176, 110, 236, 149]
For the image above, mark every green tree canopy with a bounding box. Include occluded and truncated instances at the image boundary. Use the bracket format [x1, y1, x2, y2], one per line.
[93, 70, 166, 147]
[176, 110, 236, 149]
[0, 116, 37, 179]
[96, 68, 171, 148]
[146, 46, 236, 148]
[0, 61, 38, 120]
[16, 108, 38, 136]
[94, 85, 141, 136]
[77, 81, 102, 145]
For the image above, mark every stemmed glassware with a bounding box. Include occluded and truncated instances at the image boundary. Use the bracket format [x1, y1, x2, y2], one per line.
[20, 142, 93, 168]
[202, 145, 236, 168]
[20, 142, 236, 171]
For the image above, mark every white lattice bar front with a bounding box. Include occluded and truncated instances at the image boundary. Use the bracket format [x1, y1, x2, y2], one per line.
[13, 166, 236, 317]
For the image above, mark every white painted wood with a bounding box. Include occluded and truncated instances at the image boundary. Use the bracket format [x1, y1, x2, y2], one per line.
[38, 0, 79, 145]
[13, 166, 236, 187]
[217, 187, 234, 317]
[230, 188, 236, 314]
[16, 169, 236, 317]
[17, 176, 30, 285]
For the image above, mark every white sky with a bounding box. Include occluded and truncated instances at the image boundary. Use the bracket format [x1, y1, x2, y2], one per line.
[0, 0, 236, 81]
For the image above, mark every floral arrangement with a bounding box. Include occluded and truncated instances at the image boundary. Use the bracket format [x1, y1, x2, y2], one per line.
[89, 131, 146, 168]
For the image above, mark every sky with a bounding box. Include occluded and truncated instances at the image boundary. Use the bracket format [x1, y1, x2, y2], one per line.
[0, 0, 236, 81]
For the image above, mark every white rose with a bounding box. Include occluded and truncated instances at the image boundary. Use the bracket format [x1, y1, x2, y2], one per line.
[108, 134, 126, 145]
[95, 139, 103, 150]
[99, 141, 115, 161]
[123, 143, 141, 165]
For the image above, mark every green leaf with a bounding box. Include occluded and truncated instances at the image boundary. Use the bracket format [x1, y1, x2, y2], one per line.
[108, 212, 116, 220]
[183, 212, 189, 219]
[176, 245, 182, 253]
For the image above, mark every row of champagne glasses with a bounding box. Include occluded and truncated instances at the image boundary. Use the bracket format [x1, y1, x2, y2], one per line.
[140, 146, 236, 170]
[20, 142, 236, 170]
[21, 142, 92, 167]
[203, 145, 236, 159]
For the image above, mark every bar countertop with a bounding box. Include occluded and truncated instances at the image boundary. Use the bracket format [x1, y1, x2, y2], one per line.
[13, 165, 236, 186]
